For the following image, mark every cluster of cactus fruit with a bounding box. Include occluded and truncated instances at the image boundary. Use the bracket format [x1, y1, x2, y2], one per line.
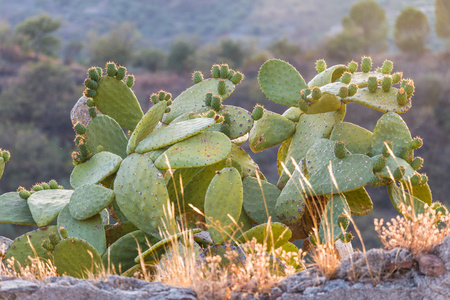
[0, 57, 446, 278]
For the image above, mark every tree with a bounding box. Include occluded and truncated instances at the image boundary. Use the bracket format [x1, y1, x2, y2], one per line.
[167, 37, 197, 71]
[87, 22, 140, 66]
[268, 38, 301, 61]
[394, 7, 430, 54]
[435, 0, 450, 49]
[348, 0, 388, 53]
[15, 14, 61, 59]
[217, 38, 245, 68]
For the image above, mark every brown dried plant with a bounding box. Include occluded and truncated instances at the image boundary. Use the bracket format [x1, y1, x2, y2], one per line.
[374, 203, 450, 256]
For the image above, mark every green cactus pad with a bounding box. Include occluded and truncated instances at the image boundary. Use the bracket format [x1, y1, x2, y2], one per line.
[304, 93, 343, 114]
[102, 230, 159, 274]
[249, 110, 296, 153]
[5, 226, 59, 271]
[236, 222, 292, 250]
[0, 192, 35, 225]
[53, 237, 103, 278]
[27, 189, 73, 227]
[349, 71, 385, 88]
[377, 155, 415, 181]
[154, 131, 231, 169]
[228, 143, 261, 178]
[278, 109, 346, 188]
[242, 176, 282, 224]
[86, 115, 128, 158]
[342, 187, 373, 216]
[231, 133, 249, 146]
[135, 228, 201, 263]
[70, 151, 123, 189]
[306, 139, 373, 195]
[57, 205, 107, 255]
[177, 159, 239, 213]
[68, 184, 114, 221]
[345, 87, 411, 113]
[93, 75, 143, 131]
[236, 209, 253, 233]
[218, 105, 254, 139]
[371, 112, 413, 156]
[258, 59, 307, 107]
[105, 221, 139, 246]
[114, 153, 168, 236]
[387, 182, 426, 216]
[135, 117, 216, 153]
[329, 122, 373, 155]
[277, 137, 292, 176]
[318, 194, 350, 244]
[127, 100, 167, 154]
[409, 182, 432, 205]
[307, 65, 347, 87]
[204, 167, 243, 244]
[166, 167, 203, 204]
[162, 78, 235, 124]
[282, 107, 303, 122]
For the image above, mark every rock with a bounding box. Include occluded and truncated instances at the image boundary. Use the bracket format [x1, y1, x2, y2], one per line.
[0, 236, 12, 258]
[417, 254, 446, 277]
[0, 275, 197, 300]
[70, 95, 101, 128]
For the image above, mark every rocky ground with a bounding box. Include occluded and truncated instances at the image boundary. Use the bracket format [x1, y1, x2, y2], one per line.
[1, 236, 449, 300]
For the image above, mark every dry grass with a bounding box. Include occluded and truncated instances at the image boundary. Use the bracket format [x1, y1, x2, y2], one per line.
[375, 203, 450, 256]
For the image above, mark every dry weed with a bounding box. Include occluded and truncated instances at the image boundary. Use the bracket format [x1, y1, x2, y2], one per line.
[374, 203, 450, 256]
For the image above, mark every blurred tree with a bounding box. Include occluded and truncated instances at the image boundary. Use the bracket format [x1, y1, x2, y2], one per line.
[267, 38, 301, 61]
[217, 38, 245, 67]
[133, 46, 168, 71]
[435, 0, 450, 49]
[394, 7, 430, 54]
[325, 27, 365, 60]
[167, 37, 197, 71]
[0, 61, 81, 138]
[87, 22, 140, 66]
[63, 40, 83, 65]
[347, 0, 388, 53]
[15, 14, 61, 60]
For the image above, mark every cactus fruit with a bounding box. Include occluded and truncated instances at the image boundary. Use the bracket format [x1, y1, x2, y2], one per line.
[347, 61, 358, 73]
[88, 67, 100, 82]
[381, 60, 393, 74]
[311, 87, 322, 101]
[211, 95, 222, 111]
[334, 141, 347, 159]
[315, 59, 327, 73]
[193, 71, 204, 84]
[347, 83, 358, 96]
[106, 62, 118, 77]
[340, 72, 352, 84]
[411, 137, 423, 149]
[393, 166, 406, 180]
[382, 76, 392, 92]
[392, 72, 402, 84]
[361, 56, 372, 73]
[338, 86, 348, 98]
[397, 88, 408, 105]
[125, 75, 134, 88]
[42, 240, 54, 251]
[252, 105, 264, 121]
[85, 79, 98, 90]
[367, 76, 378, 93]
[116, 66, 126, 80]
[230, 71, 243, 84]
[211, 64, 220, 78]
[218, 80, 226, 95]
[372, 155, 387, 172]
[404, 80, 415, 97]
[411, 157, 424, 171]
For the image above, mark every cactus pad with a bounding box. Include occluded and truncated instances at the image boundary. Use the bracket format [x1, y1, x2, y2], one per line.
[218, 105, 254, 139]
[102, 230, 159, 274]
[317, 194, 349, 244]
[242, 176, 282, 224]
[93, 75, 144, 131]
[236, 222, 292, 250]
[53, 237, 103, 278]
[86, 114, 128, 158]
[387, 182, 426, 216]
[114, 153, 168, 236]
[27, 189, 73, 227]
[204, 167, 243, 244]
[162, 78, 235, 124]
[307, 65, 347, 87]
[329, 122, 373, 155]
[0, 192, 35, 225]
[342, 187, 373, 216]
[154, 131, 231, 169]
[258, 59, 307, 107]
[345, 87, 411, 113]
[70, 151, 122, 189]
[135, 117, 216, 153]
[127, 100, 167, 154]
[5, 226, 59, 271]
[57, 205, 107, 255]
[371, 112, 413, 156]
[249, 110, 296, 152]
[228, 143, 260, 178]
[69, 184, 115, 221]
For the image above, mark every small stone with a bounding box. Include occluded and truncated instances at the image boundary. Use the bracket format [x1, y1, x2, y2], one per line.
[418, 254, 446, 277]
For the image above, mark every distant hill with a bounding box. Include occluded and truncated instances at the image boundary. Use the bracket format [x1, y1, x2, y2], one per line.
[0, 0, 441, 50]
